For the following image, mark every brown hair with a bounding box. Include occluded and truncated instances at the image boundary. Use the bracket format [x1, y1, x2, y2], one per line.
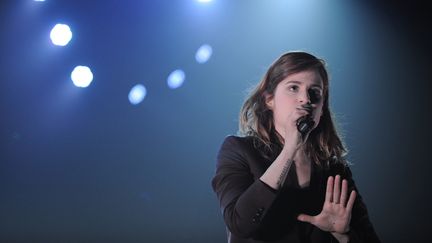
[239, 51, 347, 165]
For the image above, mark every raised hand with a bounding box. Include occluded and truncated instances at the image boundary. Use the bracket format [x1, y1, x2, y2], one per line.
[297, 175, 356, 234]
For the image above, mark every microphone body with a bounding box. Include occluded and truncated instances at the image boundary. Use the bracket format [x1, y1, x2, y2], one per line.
[296, 116, 315, 135]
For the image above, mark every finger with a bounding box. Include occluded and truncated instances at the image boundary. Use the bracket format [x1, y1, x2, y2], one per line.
[297, 214, 314, 224]
[346, 190, 357, 212]
[333, 175, 341, 204]
[340, 179, 348, 207]
[325, 176, 334, 203]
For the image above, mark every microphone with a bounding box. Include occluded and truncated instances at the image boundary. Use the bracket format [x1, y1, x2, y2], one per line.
[296, 116, 315, 135]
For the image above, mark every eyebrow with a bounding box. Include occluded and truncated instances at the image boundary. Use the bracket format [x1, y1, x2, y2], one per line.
[285, 80, 323, 89]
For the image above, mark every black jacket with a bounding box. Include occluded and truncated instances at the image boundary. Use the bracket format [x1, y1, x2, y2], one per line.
[212, 136, 380, 243]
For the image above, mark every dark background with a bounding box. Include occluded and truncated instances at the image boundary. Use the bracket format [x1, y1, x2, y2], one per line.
[1, 0, 431, 242]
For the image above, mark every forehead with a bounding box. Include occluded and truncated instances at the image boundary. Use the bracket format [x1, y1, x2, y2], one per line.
[281, 70, 323, 88]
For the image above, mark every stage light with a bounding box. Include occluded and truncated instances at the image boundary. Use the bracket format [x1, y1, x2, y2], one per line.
[71, 66, 93, 88]
[128, 84, 147, 105]
[197, 0, 212, 3]
[50, 24, 72, 46]
[167, 69, 185, 89]
[195, 44, 212, 64]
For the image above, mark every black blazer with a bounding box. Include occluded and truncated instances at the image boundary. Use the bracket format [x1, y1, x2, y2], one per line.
[212, 136, 380, 243]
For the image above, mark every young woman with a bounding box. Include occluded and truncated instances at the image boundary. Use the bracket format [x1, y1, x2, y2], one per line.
[212, 51, 380, 243]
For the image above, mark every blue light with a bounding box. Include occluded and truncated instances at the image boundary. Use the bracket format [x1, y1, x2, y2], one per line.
[195, 44, 213, 64]
[167, 69, 185, 89]
[128, 84, 147, 105]
[71, 66, 93, 88]
[197, 0, 212, 3]
[50, 24, 72, 46]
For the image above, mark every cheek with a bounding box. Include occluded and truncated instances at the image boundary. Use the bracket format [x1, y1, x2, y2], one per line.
[313, 114, 321, 126]
[313, 106, 324, 125]
[271, 99, 291, 124]
[274, 97, 295, 115]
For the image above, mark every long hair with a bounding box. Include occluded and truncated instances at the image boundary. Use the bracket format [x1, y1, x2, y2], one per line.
[239, 51, 347, 166]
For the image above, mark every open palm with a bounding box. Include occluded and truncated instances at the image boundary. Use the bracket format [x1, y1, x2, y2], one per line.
[297, 175, 356, 234]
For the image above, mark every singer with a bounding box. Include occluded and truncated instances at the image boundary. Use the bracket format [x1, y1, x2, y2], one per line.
[211, 51, 380, 243]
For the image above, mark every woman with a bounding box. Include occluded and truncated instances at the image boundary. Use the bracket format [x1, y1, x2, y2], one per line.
[212, 51, 380, 243]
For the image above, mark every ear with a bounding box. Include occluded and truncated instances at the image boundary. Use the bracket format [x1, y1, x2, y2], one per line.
[265, 93, 274, 110]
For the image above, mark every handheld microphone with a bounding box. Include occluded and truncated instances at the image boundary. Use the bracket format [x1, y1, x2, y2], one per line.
[296, 116, 315, 135]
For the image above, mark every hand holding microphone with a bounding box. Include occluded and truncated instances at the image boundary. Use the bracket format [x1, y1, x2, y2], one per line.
[296, 115, 315, 135]
[282, 104, 315, 152]
[296, 102, 315, 137]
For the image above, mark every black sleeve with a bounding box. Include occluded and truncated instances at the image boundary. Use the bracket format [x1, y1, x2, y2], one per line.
[211, 136, 279, 238]
[331, 165, 381, 243]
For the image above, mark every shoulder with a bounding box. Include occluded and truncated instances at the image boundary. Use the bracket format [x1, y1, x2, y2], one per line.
[217, 135, 258, 164]
[218, 135, 258, 152]
[220, 135, 255, 148]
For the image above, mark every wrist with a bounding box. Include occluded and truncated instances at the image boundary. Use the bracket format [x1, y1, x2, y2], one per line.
[281, 142, 298, 158]
[331, 232, 349, 243]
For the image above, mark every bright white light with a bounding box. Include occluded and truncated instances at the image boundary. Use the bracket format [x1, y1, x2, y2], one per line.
[71, 66, 93, 88]
[195, 44, 213, 64]
[50, 24, 72, 46]
[34, 0, 45, 2]
[198, 0, 212, 2]
[167, 69, 185, 89]
[128, 84, 147, 105]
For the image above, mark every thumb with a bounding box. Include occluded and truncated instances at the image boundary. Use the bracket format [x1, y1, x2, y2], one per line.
[297, 214, 314, 223]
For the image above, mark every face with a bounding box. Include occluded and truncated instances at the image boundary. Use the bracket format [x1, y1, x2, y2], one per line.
[265, 69, 324, 138]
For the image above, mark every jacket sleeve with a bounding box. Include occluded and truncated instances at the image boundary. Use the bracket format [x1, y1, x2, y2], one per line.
[211, 136, 279, 238]
[332, 165, 381, 243]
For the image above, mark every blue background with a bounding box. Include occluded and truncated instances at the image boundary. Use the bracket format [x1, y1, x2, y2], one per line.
[1, 0, 431, 242]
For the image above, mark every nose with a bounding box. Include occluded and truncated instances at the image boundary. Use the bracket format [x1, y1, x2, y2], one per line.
[298, 90, 311, 104]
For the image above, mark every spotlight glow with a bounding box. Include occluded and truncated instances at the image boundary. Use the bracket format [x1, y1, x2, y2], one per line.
[167, 69, 185, 89]
[50, 24, 72, 46]
[195, 44, 213, 64]
[128, 84, 147, 105]
[71, 66, 93, 88]
[198, 0, 212, 2]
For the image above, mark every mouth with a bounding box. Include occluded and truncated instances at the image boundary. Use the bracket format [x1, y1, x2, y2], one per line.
[297, 107, 313, 114]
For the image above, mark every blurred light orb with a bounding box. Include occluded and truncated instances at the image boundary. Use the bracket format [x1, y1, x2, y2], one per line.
[195, 44, 213, 64]
[167, 69, 185, 89]
[128, 84, 147, 105]
[71, 66, 93, 88]
[50, 24, 72, 46]
[198, 0, 212, 2]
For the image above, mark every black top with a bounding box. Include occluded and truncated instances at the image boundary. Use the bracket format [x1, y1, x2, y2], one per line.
[211, 135, 380, 243]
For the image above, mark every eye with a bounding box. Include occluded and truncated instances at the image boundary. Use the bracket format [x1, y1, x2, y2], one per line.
[309, 88, 323, 103]
[288, 85, 299, 92]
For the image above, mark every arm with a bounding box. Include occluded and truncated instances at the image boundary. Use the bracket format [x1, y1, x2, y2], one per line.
[259, 143, 296, 190]
[332, 232, 349, 243]
[212, 136, 294, 238]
